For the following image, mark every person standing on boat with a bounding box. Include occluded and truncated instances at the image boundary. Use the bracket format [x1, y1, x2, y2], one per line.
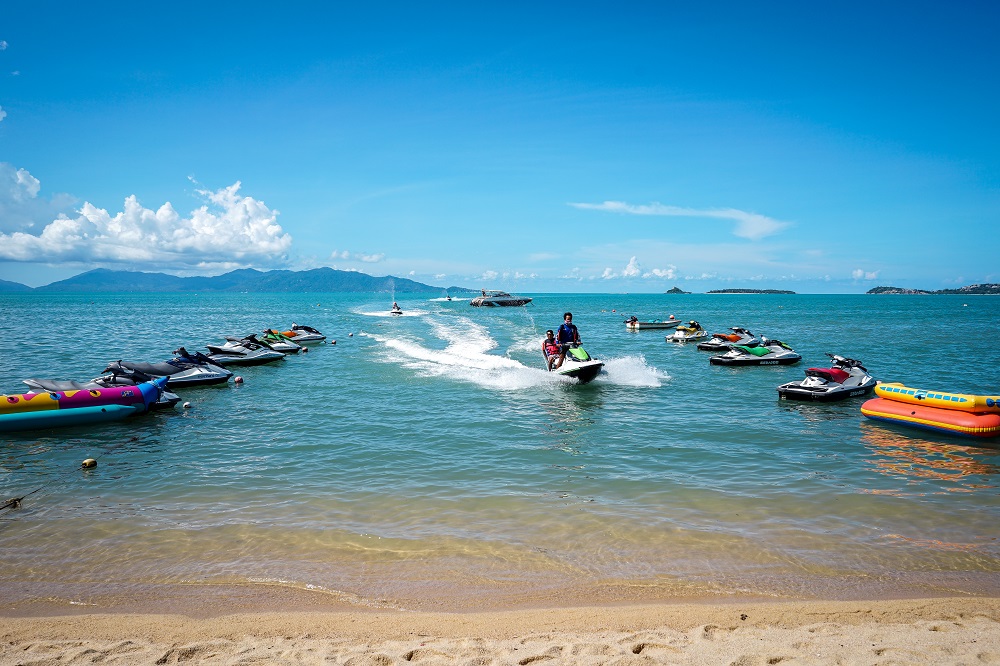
[556, 312, 581, 366]
[542, 330, 562, 370]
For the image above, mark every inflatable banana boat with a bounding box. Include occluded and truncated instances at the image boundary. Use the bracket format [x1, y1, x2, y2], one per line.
[0, 377, 166, 432]
[862, 382, 1000, 438]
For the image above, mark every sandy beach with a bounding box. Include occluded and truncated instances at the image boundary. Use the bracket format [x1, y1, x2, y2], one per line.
[2, 596, 999, 665]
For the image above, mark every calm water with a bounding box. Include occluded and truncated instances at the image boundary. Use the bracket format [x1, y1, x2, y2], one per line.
[1, 292, 999, 611]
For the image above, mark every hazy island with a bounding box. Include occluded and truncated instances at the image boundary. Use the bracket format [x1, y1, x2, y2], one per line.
[706, 288, 797, 294]
[867, 283, 1000, 295]
[665, 286, 690, 294]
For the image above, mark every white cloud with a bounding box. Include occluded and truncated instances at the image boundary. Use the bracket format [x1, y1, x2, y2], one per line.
[434, 273, 446, 279]
[481, 270, 499, 280]
[569, 201, 790, 241]
[621, 256, 641, 277]
[601, 267, 616, 279]
[0, 41, 7, 50]
[852, 268, 879, 280]
[644, 267, 677, 279]
[0, 106, 6, 123]
[0, 181, 291, 268]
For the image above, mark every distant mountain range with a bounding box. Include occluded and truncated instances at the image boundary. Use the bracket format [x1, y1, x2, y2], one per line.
[706, 288, 797, 294]
[0, 268, 477, 294]
[867, 283, 1000, 295]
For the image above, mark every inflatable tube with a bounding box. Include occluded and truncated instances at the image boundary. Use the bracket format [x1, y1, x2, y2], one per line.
[0, 404, 145, 433]
[874, 383, 1000, 413]
[0, 377, 166, 416]
[861, 397, 1000, 438]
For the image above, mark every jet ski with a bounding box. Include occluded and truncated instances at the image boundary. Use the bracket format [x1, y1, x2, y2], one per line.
[709, 337, 802, 366]
[255, 329, 303, 354]
[666, 320, 709, 343]
[546, 344, 604, 384]
[777, 353, 877, 401]
[103, 347, 232, 387]
[390, 302, 403, 316]
[280, 324, 326, 344]
[697, 327, 757, 352]
[23, 366, 181, 409]
[206, 335, 286, 366]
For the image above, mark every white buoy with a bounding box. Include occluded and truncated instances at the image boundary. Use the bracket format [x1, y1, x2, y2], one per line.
[183, 402, 192, 409]
[235, 376, 244, 384]
[302, 347, 309, 353]
[331, 340, 337, 345]
[82, 458, 97, 469]
[348, 333, 353, 337]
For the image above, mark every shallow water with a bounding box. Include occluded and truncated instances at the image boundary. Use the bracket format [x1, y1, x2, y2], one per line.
[1, 292, 998, 611]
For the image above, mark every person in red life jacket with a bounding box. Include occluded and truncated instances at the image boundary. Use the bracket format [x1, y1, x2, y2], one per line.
[542, 329, 562, 370]
[556, 312, 581, 367]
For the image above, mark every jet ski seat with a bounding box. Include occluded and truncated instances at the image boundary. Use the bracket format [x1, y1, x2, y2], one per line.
[805, 367, 850, 383]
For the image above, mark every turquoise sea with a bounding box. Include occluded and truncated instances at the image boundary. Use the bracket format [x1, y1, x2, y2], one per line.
[1, 292, 998, 612]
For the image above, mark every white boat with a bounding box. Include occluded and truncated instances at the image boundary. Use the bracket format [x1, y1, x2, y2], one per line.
[625, 316, 681, 330]
[470, 290, 532, 307]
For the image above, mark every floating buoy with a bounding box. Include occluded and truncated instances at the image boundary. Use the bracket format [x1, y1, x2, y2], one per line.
[331, 340, 337, 345]
[183, 402, 192, 409]
[235, 376, 244, 384]
[82, 459, 97, 469]
[348, 333, 353, 337]
[302, 347, 309, 353]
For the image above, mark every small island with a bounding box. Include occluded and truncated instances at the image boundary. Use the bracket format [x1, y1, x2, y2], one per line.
[665, 286, 690, 294]
[706, 288, 797, 294]
[867, 283, 1000, 295]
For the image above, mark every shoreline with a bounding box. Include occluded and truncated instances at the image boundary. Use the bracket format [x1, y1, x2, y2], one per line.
[2, 597, 998, 665]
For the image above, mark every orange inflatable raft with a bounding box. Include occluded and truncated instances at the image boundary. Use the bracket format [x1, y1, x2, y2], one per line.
[862, 383, 1000, 438]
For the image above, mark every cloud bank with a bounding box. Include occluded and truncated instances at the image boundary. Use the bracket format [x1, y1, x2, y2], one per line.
[570, 201, 790, 241]
[0, 177, 292, 270]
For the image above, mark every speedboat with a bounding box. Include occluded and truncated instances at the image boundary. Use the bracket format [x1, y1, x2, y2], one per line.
[546, 344, 604, 384]
[625, 316, 681, 330]
[710, 337, 801, 366]
[103, 348, 232, 387]
[470, 290, 532, 307]
[258, 330, 303, 354]
[777, 353, 876, 401]
[207, 335, 285, 366]
[666, 321, 709, 343]
[23, 366, 181, 410]
[280, 324, 326, 344]
[697, 327, 757, 352]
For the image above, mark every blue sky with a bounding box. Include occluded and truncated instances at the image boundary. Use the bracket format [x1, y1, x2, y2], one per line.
[1, 2, 997, 292]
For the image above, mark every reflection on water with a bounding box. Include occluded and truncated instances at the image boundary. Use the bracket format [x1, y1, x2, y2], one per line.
[775, 398, 861, 422]
[860, 422, 1000, 493]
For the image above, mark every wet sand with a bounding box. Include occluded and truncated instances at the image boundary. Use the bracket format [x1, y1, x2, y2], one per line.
[2, 595, 998, 665]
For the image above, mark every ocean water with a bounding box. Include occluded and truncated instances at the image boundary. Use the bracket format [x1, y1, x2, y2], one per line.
[1, 292, 998, 612]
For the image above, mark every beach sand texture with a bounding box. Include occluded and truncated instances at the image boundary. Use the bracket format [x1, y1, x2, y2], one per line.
[2, 598, 999, 665]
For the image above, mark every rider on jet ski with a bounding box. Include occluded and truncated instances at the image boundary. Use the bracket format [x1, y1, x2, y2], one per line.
[556, 312, 581, 366]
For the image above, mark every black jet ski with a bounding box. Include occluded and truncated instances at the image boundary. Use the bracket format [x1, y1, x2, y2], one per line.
[104, 347, 233, 387]
[709, 337, 802, 366]
[777, 353, 877, 401]
[697, 327, 756, 352]
[23, 366, 181, 409]
[546, 344, 604, 384]
[207, 335, 285, 366]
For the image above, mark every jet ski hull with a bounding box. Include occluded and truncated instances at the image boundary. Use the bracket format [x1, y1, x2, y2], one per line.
[206, 351, 285, 366]
[777, 380, 876, 401]
[710, 353, 801, 366]
[555, 360, 604, 384]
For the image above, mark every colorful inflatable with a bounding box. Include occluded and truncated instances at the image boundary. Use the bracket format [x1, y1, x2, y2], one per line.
[0, 377, 166, 433]
[862, 382, 1000, 438]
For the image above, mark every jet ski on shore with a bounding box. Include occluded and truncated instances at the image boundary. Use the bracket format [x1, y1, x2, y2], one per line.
[23, 366, 181, 409]
[709, 337, 802, 366]
[546, 344, 604, 384]
[280, 324, 326, 344]
[697, 327, 757, 352]
[103, 348, 232, 387]
[777, 353, 876, 401]
[207, 335, 285, 366]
